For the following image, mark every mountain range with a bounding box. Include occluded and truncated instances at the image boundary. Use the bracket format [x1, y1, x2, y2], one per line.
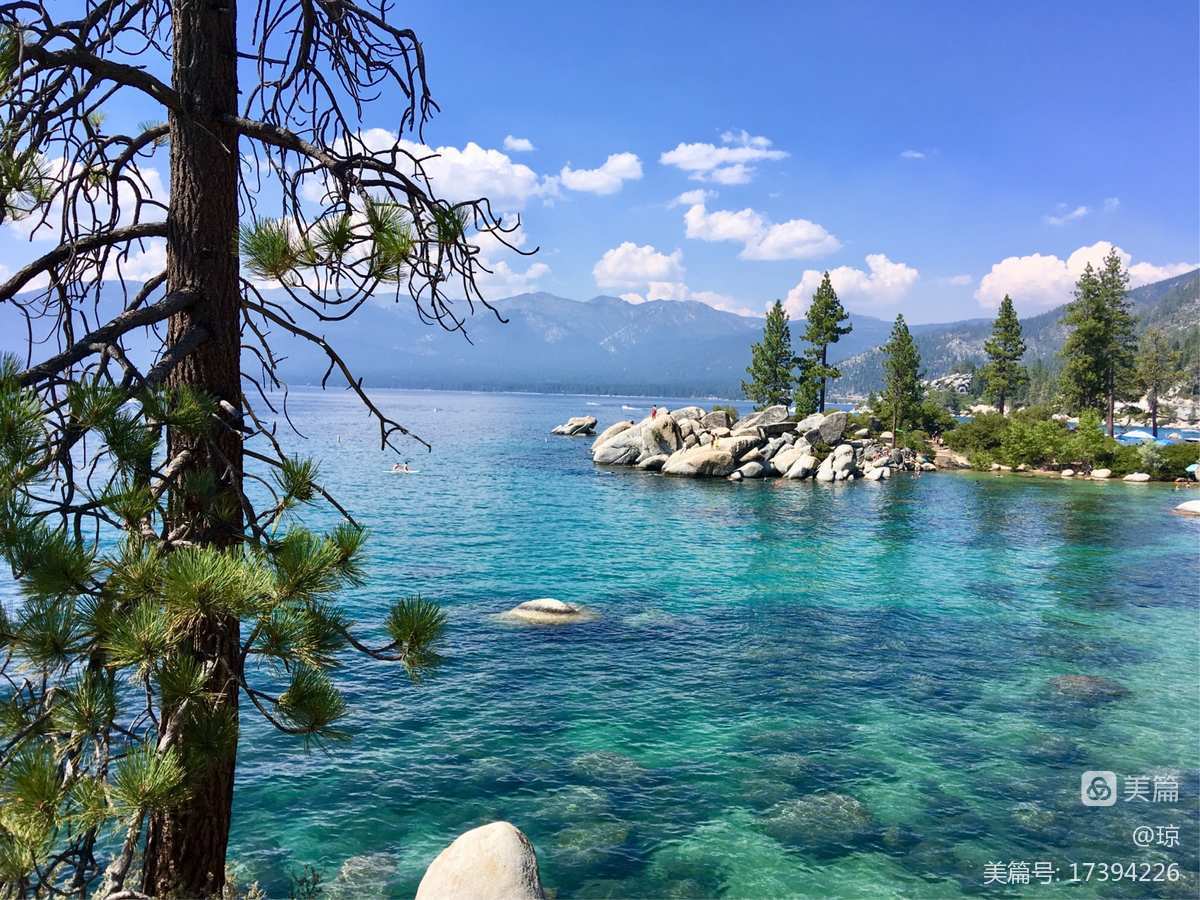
[3, 269, 1196, 399]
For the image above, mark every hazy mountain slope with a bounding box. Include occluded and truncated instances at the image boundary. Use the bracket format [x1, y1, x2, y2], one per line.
[2, 269, 1193, 399]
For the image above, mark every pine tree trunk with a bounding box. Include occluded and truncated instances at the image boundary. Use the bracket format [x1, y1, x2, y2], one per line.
[998, 390, 1005, 417]
[818, 344, 827, 413]
[1150, 395, 1158, 438]
[142, 0, 242, 895]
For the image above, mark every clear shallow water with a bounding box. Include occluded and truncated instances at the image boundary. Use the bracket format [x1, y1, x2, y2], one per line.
[14, 387, 1198, 898]
[221, 390, 1200, 898]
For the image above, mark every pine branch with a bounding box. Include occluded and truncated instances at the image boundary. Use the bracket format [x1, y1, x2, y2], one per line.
[0, 222, 169, 302]
[19, 291, 197, 386]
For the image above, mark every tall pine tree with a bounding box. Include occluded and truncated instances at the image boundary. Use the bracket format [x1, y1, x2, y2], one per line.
[742, 300, 797, 408]
[1060, 250, 1136, 435]
[881, 314, 923, 447]
[980, 295, 1027, 415]
[1134, 328, 1182, 437]
[797, 273, 853, 413]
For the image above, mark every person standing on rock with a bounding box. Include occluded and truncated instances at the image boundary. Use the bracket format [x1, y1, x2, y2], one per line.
[650, 406, 658, 419]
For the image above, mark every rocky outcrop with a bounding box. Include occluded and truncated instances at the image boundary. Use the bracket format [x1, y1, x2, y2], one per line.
[551, 416, 597, 436]
[591, 420, 633, 451]
[699, 410, 731, 430]
[1090, 468, 1112, 480]
[642, 414, 682, 458]
[586, 410, 935, 483]
[1123, 472, 1151, 482]
[499, 598, 597, 625]
[415, 822, 545, 900]
[731, 405, 789, 435]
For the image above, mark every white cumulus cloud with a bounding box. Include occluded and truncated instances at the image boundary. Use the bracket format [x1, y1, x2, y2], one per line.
[683, 202, 840, 261]
[560, 152, 643, 195]
[593, 242, 684, 289]
[899, 149, 927, 160]
[785, 254, 919, 316]
[660, 130, 788, 184]
[975, 240, 1198, 312]
[503, 135, 535, 152]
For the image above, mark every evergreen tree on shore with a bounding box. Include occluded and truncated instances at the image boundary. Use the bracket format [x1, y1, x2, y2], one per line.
[743, 300, 797, 409]
[980, 295, 1027, 415]
[1060, 250, 1137, 435]
[797, 273, 853, 413]
[881, 314, 923, 447]
[1135, 328, 1183, 437]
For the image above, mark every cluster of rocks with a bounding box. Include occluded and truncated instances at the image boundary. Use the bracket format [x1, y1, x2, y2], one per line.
[586, 404, 936, 482]
[550, 415, 597, 436]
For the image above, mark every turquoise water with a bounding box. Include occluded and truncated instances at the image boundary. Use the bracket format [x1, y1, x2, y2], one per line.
[221, 389, 1200, 898]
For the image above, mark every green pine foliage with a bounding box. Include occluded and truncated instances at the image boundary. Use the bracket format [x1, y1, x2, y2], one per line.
[1060, 250, 1137, 432]
[796, 273, 852, 413]
[1134, 328, 1183, 437]
[880, 314, 923, 444]
[0, 355, 446, 892]
[980, 295, 1027, 415]
[742, 300, 796, 409]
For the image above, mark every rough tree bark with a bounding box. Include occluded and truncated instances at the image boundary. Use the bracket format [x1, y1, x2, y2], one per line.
[141, 0, 243, 894]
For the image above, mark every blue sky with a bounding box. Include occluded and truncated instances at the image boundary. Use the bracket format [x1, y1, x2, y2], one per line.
[392, 1, 1199, 321]
[5, 1, 1198, 323]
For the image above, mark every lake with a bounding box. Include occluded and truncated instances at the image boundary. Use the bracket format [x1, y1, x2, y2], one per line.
[125, 389, 1200, 896]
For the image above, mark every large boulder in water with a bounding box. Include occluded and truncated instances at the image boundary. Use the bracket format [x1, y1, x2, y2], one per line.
[771, 443, 812, 475]
[415, 821, 545, 900]
[637, 454, 667, 471]
[731, 405, 789, 435]
[661, 446, 737, 477]
[784, 454, 820, 479]
[591, 422, 645, 465]
[591, 420, 633, 451]
[499, 598, 597, 625]
[1173, 500, 1200, 516]
[551, 416, 597, 436]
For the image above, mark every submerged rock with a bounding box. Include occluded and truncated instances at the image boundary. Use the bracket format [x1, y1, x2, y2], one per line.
[499, 598, 598, 625]
[416, 822, 545, 900]
[759, 792, 874, 849]
[570, 750, 649, 783]
[1174, 500, 1200, 516]
[1048, 674, 1130, 703]
[553, 820, 632, 869]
